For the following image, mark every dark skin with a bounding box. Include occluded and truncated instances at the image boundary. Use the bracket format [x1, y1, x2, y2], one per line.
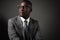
[18, 2, 32, 19]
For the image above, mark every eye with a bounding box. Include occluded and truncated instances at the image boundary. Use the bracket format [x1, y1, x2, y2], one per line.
[26, 5, 31, 9]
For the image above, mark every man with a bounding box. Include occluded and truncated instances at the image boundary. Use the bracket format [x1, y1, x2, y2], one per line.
[8, 0, 42, 40]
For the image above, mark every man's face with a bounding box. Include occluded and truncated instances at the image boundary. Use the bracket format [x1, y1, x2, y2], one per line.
[18, 2, 32, 19]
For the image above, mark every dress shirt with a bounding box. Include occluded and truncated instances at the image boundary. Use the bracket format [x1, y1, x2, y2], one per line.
[20, 17, 30, 28]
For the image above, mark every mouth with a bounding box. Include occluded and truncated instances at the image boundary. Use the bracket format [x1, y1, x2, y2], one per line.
[20, 11, 24, 13]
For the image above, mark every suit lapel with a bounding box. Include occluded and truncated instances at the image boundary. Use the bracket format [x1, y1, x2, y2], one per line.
[29, 18, 35, 32]
[28, 18, 35, 39]
[15, 16, 25, 37]
[17, 16, 23, 28]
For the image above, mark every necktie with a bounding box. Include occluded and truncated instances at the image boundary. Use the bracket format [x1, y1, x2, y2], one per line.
[24, 20, 30, 40]
[24, 20, 27, 28]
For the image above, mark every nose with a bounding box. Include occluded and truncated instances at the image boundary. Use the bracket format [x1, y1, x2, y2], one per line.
[22, 6, 24, 9]
[21, 6, 24, 11]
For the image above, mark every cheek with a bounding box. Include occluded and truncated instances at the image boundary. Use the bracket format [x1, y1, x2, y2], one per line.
[19, 8, 21, 12]
[18, 9, 22, 16]
[27, 8, 31, 12]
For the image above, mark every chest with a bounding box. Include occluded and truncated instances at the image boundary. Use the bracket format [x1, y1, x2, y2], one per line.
[14, 19, 38, 39]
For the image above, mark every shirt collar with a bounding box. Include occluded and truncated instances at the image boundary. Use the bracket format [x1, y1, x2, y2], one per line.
[20, 17, 30, 22]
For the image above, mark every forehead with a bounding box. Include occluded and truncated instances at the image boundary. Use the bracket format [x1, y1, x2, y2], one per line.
[20, 2, 26, 6]
[20, 2, 31, 6]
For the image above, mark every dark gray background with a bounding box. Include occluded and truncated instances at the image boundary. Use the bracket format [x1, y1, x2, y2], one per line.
[0, 0, 59, 40]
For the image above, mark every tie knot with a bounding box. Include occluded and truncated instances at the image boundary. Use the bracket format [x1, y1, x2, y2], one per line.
[24, 20, 27, 23]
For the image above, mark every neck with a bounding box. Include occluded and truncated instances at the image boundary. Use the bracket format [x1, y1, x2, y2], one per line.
[22, 16, 29, 19]
[19, 15, 30, 19]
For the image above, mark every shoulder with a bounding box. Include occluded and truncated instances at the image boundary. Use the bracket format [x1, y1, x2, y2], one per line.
[30, 18, 39, 23]
[8, 16, 17, 23]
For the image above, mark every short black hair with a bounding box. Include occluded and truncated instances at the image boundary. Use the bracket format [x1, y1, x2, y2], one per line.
[17, 0, 32, 6]
[17, 0, 32, 11]
[22, 0, 32, 6]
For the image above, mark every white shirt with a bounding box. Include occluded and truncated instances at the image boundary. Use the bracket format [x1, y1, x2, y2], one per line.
[20, 17, 30, 28]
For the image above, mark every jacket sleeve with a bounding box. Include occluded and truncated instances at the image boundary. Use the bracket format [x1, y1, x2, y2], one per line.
[8, 19, 20, 40]
[35, 21, 43, 40]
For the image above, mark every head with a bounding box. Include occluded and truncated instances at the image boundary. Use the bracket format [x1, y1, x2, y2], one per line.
[17, 0, 32, 19]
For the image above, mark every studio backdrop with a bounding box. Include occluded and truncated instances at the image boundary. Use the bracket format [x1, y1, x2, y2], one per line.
[0, 0, 59, 40]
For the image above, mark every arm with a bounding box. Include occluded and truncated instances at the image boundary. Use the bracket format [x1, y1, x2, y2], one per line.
[35, 21, 43, 40]
[8, 19, 20, 40]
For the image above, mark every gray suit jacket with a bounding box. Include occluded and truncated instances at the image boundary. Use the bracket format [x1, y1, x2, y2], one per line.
[8, 16, 42, 40]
